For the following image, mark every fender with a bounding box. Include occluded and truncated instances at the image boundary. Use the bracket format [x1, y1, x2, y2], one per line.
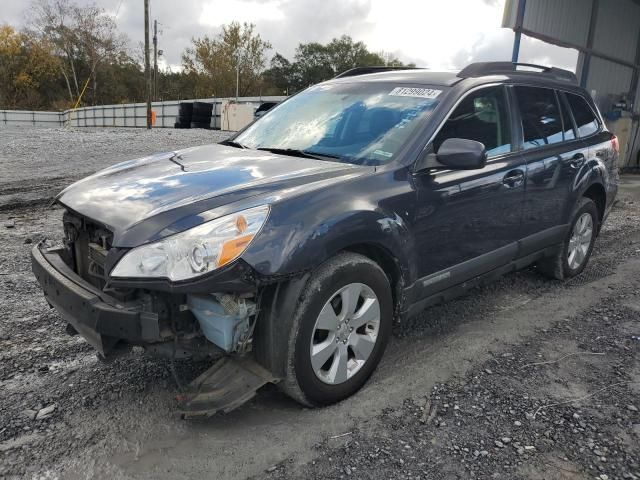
[242, 169, 418, 288]
[566, 156, 607, 224]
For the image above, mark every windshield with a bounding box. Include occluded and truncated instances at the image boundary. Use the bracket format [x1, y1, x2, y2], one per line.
[234, 82, 446, 166]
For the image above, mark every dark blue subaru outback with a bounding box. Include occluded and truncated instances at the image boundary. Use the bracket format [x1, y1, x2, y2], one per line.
[32, 62, 619, 415]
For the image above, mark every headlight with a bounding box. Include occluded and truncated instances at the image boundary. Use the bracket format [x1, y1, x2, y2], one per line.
[110, 205, 269, 281]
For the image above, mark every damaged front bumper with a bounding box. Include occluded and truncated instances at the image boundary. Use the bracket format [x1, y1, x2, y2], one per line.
[32, 242, 280, 416]
[31, 243, 161, 356]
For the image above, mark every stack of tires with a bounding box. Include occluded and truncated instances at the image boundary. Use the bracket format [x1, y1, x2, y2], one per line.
[174, 102, 193, 129]
[190, 102, 213, 129]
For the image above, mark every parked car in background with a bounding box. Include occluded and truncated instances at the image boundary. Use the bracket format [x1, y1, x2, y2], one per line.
[254, 101, 279, 119]
[32, 62, 618, 416]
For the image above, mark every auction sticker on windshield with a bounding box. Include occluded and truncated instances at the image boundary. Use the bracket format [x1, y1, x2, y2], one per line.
[389, 87, 442, 99]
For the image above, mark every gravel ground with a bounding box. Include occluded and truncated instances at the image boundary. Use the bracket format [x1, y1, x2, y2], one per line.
[259, 190, 640, 480]
[0, 126, 229, 210]
[0, 127, 638, 479]
[265, 278, 640, 480]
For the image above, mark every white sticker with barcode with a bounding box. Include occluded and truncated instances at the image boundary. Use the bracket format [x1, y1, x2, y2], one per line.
[389, 87, 442, 99]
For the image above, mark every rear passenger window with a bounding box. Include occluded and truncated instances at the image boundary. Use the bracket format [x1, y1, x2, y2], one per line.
[515, 86, 564, 150]
[433, 86, 511, 157]
[566, 93, 599, 137]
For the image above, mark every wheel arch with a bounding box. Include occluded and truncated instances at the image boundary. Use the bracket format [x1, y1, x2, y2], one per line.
[581, 182, 606, 225]
[253, 241, 407, 379]
[341, 242, 406, 320]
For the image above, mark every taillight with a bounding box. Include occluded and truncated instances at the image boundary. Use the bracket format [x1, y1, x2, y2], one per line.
[611, 135, 619, 154]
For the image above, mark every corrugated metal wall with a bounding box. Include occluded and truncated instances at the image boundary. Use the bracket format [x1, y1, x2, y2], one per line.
[520, 0, 593, 47]
[505, 0, 640, 67]
[592, 0, 640, 65]
[586, 58, 634, 102]
[503, 0, 640, 166]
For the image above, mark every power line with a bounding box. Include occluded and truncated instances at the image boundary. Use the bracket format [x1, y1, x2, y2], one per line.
[114, 0, 124, 18]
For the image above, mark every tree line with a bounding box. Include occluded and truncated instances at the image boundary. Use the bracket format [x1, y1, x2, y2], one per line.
[0, 0, 412, 111]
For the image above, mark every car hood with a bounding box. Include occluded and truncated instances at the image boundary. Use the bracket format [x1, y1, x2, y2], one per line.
[57, 144, 362, 246]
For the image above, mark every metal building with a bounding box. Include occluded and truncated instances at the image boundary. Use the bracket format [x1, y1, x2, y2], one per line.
[503, 0, 640, 168]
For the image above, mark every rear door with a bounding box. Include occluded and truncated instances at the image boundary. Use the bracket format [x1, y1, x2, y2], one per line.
[411, 85, 526, 284]
[512, 85, 589, 246]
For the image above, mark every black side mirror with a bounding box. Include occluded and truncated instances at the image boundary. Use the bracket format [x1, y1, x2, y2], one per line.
[436, 138, 487, 170]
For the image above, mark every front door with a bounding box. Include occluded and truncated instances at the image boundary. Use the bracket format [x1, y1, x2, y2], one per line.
[411, 85, 526, 291]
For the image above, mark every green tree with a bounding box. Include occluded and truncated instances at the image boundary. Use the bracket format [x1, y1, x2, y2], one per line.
[182, 22, 272, 97]
[29, 0, 128, 105]
[264, 35, 414, 94]
[262, 53, 295, 94]
[0, 25, 60, 109]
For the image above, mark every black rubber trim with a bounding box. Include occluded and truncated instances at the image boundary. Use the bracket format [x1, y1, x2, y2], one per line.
[404, 245, 558, 318]
[253, 273, 311, 378]
[517, 224, 568, 257]
[31, 244, 160, 354]
[403, 225, 569, 315]
[408, 242, 518, 303]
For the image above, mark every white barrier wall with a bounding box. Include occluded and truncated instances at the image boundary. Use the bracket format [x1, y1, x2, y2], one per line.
[0, 110, 64, 126]
[0, 96, 285, 130]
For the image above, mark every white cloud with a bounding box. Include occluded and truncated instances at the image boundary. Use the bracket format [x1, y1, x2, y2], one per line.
[200, 0, 285, 26]
[0, 0, 578, 73]
[363, 0, 506, 68]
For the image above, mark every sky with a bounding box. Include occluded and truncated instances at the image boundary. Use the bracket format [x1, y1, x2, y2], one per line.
[1, 0, 579, 72]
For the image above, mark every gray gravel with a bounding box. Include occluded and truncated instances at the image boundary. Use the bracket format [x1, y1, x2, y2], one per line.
[0, 126, 229, 210]
[260, 190, 640, 480]
[0, 127, 639, 479]
[265, 279, 640, 479]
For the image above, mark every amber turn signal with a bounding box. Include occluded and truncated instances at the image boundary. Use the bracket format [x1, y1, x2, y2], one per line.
[218, 234, 255, 267]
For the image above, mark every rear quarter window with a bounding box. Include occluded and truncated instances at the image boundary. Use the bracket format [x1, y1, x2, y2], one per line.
[565, 93, 599, 137]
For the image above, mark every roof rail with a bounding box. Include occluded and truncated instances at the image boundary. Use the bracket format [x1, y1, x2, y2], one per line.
[335, 66, 423, 79]
[457, 62, 577, 83]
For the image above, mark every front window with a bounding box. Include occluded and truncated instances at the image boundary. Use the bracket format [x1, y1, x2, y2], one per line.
[433, 86, 512, 157]
[234, 82, 446, 166]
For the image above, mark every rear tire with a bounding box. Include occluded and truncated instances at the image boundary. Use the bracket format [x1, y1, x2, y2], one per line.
[537, 197, 599, 280]
[280, 252, 393, 407]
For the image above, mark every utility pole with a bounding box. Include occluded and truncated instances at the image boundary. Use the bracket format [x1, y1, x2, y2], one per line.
[235, 48, 240, 101]
[144, 0, 152, 129]
[153, 19, 158, 101]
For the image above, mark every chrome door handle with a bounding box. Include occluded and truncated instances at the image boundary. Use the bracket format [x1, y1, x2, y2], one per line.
[569, 153, 585, 169]
[503, 170, 525, 188]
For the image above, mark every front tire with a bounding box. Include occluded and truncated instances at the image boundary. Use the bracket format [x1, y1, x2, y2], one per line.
[281, 252, 393, 407]
[537, 197, 599, 280]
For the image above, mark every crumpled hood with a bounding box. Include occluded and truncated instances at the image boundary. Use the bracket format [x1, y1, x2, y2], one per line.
[57, 144, 361, 246]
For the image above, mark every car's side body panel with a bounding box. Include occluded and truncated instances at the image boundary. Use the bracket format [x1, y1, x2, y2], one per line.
[211, 74, 618, 319]
[410, 154, 526, 278]
[241, 168, 418, 284]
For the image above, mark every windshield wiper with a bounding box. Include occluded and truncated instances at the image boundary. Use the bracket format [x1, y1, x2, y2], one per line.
[219, 139, 247, 149]
[256, 147, 343, 161]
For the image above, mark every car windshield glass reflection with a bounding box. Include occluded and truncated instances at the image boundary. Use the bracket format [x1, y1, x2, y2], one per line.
[234, 82, 445, 166]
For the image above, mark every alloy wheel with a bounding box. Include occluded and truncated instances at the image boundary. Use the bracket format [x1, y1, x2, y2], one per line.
[309, 283, 381, 385]
[568, 212, 593, 270]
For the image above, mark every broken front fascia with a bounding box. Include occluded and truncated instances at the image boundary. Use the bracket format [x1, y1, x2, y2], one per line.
[187, 293, 257, 353]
